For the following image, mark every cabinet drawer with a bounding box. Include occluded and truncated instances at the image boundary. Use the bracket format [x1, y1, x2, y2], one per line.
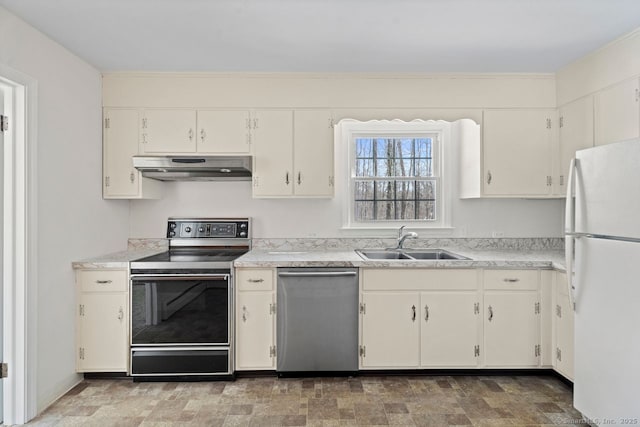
[362, 269, 477, 291]
[483, 270, 538, 290]
[77, 269, 127, 292]
[236, 268, 274, 291]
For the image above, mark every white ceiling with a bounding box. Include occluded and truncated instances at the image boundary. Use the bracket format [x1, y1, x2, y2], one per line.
[2, 0, 640, 73]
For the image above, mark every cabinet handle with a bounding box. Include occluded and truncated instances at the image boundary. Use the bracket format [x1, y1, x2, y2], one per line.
[411, 305, 416, 322]
[95, 280, 112, 284]
[487, 170, 492, 185]
[297, 172, 302, 185]
[130, 172, 135, 183]
[424, 305, 429, 322]
[488, 305, 494, 322]
[247, 278, 264, 283]
[285, 172, 290, 185]
[142, 133, 148, 144]
[200, 129, 206, 142]
[502, 278, 520, 283]
[188, 128, 194, 141]
[242, 306, 247, 322]
[118, 307, 124, 321]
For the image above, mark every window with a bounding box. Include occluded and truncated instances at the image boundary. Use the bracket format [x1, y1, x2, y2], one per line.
[341, 120, 451, 229]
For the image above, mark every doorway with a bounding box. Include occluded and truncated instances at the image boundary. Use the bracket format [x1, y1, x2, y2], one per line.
[1, 66, 36, 425]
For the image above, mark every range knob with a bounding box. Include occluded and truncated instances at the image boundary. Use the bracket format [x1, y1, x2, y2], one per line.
[240, 223, 248, 229]
[169, 231, 176, 237]
[198, 226, 204, 232]
[185, 226, 192, 233]
[239, 231, 247, 237]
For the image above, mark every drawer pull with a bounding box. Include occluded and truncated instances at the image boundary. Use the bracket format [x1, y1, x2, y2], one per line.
[95, 280, 113, 284]
[411, 305, 416, 322]
[247, 278, 264, 283]
[424, 305, 429, 322]
[503, 278, 520, 283]
[488, 305, 494, 321]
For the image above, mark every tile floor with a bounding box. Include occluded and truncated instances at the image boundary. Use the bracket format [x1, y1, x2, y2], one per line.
[25, 375, 583, 426]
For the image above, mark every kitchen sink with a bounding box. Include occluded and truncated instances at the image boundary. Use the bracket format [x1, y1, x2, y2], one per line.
[356, 249, 470, 261]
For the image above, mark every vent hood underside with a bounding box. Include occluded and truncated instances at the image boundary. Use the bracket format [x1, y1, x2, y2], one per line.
[132, 156, 252, 181]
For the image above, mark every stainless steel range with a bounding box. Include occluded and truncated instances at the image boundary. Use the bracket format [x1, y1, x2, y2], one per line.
[129, 218, 250, 379]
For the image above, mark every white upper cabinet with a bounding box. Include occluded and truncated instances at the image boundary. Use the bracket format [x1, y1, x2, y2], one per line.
[595, 78, 640, 146]
[141, 109, 197, 154]
[557, 96, 594, 194]
[482, 109, 555, 197]
[103, 108, 161, 199]
[197, 110, 251, 154]
[253, 109, 334, 198]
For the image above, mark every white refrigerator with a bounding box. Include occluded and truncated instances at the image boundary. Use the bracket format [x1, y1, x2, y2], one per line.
[565, 139, 640, 426]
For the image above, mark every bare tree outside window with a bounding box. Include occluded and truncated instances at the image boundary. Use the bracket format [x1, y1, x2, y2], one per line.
[354, 136, 437, 221]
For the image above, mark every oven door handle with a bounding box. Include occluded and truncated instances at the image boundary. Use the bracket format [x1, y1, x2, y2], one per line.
[131, 274, 229, 281]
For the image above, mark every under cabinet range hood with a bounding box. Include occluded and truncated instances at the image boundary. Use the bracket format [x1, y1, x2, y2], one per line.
[132, 156, 252, 181]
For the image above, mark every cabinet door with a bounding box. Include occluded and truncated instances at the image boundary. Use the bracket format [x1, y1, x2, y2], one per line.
[595, 78, 640, 146]
[361, 292, 419, 368]
[141, 109, 197, 153]
[558, 96, 594, 193]
[420, 292, 479, 367]
[252, 110, 294, 197]
[78, 293, 128, 372]
[197, 110, 251, 154]
[103, 109, 140, 198]
[483, 109, 553, 196]
[555, 272, 574, 380]
[236, 291, 275, 370]
[293, 110, 334, 197]
[484, 291, 539, 367]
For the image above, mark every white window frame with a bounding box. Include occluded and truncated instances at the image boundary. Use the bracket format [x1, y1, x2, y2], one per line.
[340, 119, 453, 230]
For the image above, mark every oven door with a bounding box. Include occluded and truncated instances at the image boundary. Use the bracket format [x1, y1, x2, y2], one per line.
[131, 274, 230, 346]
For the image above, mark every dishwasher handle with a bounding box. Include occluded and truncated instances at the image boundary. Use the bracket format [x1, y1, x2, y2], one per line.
[278, 271, 357, 278]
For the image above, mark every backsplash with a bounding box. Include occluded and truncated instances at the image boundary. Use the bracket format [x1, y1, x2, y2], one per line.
[251, 238, 564, 251]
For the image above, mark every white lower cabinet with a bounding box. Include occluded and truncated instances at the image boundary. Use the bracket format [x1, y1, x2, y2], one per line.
[360, 292, 420, 368]
[360, 269, 480, 369]
[420, 292, 480, 367]
[235, 268, 276, 370]
[76, 269, 129, 372]
[554, 272, 574, 380]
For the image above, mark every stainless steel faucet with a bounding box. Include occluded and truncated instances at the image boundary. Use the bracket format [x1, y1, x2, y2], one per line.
[397, 225, 418, 249]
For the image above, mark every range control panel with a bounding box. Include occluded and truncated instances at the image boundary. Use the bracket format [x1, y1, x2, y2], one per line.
[166, 218, 250, 239]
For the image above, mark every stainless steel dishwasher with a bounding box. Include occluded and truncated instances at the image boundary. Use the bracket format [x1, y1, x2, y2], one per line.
[277, 268, 359, 373]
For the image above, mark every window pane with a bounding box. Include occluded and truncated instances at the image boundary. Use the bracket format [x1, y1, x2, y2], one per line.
[394, 158, 414, 177]
[354, 181, 374, 200]
[417, 201, 436, 220]
[376, 201, 395, 220]
[397, 139, 414, 158]
[395, 181, 415, 200]
[375, 159, 394, 177]
[376, 139, 394, 158]
[356, 138, 374, 158]
[375, 181, 395, 200]
[356, 159, 374, 177]
[396, 201, 416, 220]
[415, 159, 433, 177]
[355, 201, 374, 221]
[417, 180, 436, 199]
[416, 138, 432, 158]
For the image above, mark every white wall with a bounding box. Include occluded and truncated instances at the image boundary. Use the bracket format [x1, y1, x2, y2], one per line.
[0, 6, 130, 414]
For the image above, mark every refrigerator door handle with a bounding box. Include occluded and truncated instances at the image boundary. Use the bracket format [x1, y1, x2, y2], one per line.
[564, 158, 577, 310]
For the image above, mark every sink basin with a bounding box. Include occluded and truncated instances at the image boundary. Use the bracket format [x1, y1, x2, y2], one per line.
[356, 250, 413, 260]
[356, 249, 470, 261]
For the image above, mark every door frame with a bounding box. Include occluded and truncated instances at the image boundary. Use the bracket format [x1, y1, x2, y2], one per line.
[1, 64, 38, 425]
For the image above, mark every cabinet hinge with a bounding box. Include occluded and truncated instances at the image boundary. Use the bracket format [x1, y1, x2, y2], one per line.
[556, 304, 562, 318]
[79, 304, 84, 316]
[546, 118, 552, 129]
[474, 345, 480, 357]
[0, 114, 9, 132]
[329, 118, 334, 128]
[104, 117, 110, 129]
[474, 302, 479, 314]
[142, 117, 148, 129]
[246, 133, 251, 145]
[253, 176, 259, 187]
[269, 345, 276, 358]
[359, 303, 366, 314]
[559, 116, 563, 128]
[535, 302, 540, 314]
[546, 176, 552, 186]
[636, 88, 639, 102]
[253, 118, 258, 129]
[556, 347, 562, 361]
[246, 118, 251, 129]
[79, 347, 85, 360]
[269, 303, 276, 315]
[559, 175, 565, 186]
[329, 176, 334, 186]
[359, 345, 366, 357]
[1, 363, 8, 378]
[105, 176, 111, 187]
